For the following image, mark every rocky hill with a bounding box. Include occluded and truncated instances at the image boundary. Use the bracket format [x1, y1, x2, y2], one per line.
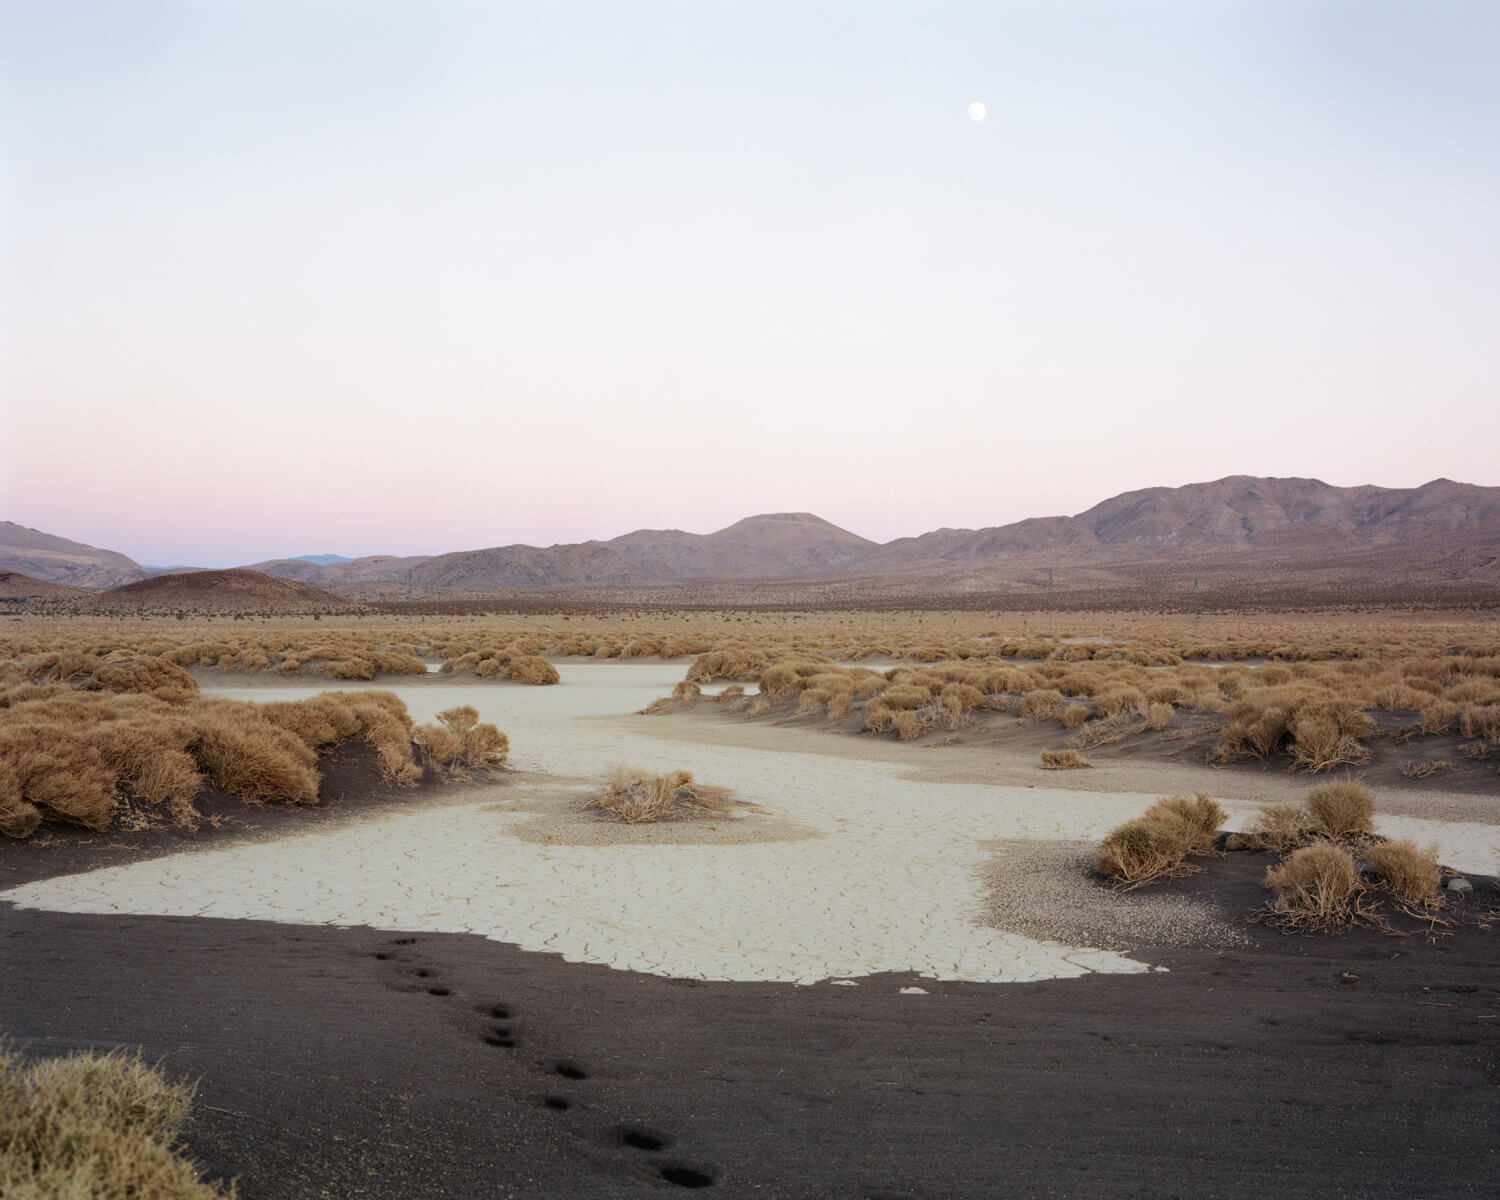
[104, 569, 356, 613]
[0, 522, 148, 588]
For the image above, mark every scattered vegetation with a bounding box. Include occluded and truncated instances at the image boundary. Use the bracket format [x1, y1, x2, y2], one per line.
[585, 767, 733, 824]
[1303, 779, 1376, 839]
[0, 1045, 232, 1198]
[0, 680, 425, 838]
[1039, 749, 1091, 769]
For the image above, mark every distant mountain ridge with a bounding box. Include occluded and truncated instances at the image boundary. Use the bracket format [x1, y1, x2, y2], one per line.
[8, 478, 1500, 606]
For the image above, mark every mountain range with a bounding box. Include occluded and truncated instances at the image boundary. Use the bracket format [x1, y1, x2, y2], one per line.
[5, 476, 1499, 607]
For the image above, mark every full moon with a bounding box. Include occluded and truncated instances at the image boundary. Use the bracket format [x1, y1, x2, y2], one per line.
[968, 100, 986, 122]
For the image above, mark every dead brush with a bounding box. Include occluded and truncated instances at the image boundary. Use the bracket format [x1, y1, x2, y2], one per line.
[412, 705, 508, 775]
[1304, 779, 1376, 839]
[1245, 803, 1313, 853]
[586, 766, 733, 823]
[1067, 713, 1142, 750]
[1365, 838, 1443, 906]
[1095, 792, 1225, 886]
[1400, 758, 1450, 779]
[0, 1046, 233, 1199]
[1261, 842, 1368, 929]
[1040, 749, 1091, 769]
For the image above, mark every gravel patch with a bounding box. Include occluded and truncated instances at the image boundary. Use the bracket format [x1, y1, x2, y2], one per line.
[979, 838, 1252, 951]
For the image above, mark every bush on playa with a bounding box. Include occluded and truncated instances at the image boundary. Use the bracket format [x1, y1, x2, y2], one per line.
[1039, 749, 1091, 769]
[412, 705, 508, 773]
[0, 1045, 233, 1198]
[1246, 803, 1314, 853]
[586, 766, 733, 824]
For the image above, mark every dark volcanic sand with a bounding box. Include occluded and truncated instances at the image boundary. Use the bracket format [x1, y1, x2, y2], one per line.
[3, 837, 1498, 1199]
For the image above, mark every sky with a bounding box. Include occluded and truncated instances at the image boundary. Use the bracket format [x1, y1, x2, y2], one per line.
[2, 1, 1497, 566]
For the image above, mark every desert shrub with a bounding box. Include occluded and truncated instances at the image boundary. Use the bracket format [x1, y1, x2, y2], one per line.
[882, 684, 931, 712]
[891, 710, 923, 740]
[941, 683, 985, 714]
[1096, 817, 1193, 885]
[0, 1046, 233, 1198]
[586, 766, 732, 823]
[1060, 704, 1091, 729]
[672, 680, 702, 703]
[1068, 713, 1139, 750]
[1142, 702, 1174, 731]
[1304, 779, 1375, 839]
[1143, 792, 1226, 847]
[1093, 687, 1145, 718]
[863, 696, 893, 733]
[1459, 704, 1500, 740]
[1039, 749, 1090, 769]
[505, 655, 560, 685]
[1365, 838, 1442, 904]
[1018, 688, 1064, 720]
[413, 705, 508, 772]
[1246, 803, 1312, 853]
[1264, 842, 1362, 927]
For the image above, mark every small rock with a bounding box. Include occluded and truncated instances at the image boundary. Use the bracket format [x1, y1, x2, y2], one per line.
[829, 979, 858, 987]
[899, 986, 928, 995]
[1446, 877, 1474, 894]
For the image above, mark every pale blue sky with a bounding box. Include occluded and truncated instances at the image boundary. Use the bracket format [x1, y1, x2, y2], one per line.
[3, 2, 1497, 564]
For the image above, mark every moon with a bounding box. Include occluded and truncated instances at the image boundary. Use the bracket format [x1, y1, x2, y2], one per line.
[968, 100, 986, 122]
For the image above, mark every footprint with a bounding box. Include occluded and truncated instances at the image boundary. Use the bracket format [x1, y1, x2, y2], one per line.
[391, 937, 417, 945]
[427, 986, 452, 997]
[483, 1027, 517, 1048]
[611, 1125, 674, 1152]
[660, 1163, 717, 1189]
[539, 1095, 572, 1112]
[552, 1060, 589, 1080]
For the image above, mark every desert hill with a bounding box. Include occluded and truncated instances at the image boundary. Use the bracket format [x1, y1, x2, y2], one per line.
[0, 570, 90, 601]
[0, 521, 148, 588]
[104, 569, 355, 613]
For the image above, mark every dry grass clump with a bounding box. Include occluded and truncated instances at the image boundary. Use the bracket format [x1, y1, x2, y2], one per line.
[585, 766, 733, 823]
[0, 685, 421, 838]
[1263, 842, 1363, 927]
[1365, 838, 1442, 904]
[412, 705, 508, 774]
[1039, 749, 1091, 769]
[1095, 792, 1225, 886]
[1304, 779, 1376, 839]
[1245, 803, 1313, 853]
[0, 1046, 232, 1198]
[1400, 758, 1450, 779]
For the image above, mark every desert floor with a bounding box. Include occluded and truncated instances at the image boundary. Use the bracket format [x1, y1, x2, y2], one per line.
[3, 662, 1498, 1197]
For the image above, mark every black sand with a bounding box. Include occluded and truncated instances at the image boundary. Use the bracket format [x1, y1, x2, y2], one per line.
[4, 827, 1498, 1199]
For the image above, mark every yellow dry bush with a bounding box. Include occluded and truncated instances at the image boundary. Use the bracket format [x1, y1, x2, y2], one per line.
[892, 710, 922, 740]
[1246, 803, 1313, 853]
[586, 766, 732, 823]
[882, 684, 931, 712]
[1040, 749, 1090, 769]
[1143, 792, 1226, 848]
[864, 696, 893, 733]
[1304, 779, 1376, 839]
[941, 683, 985, 713]
[1142, 702, 1174, 731]
[1060, 704, 1090, 729]
[1018, 688, 1064, 720]
[413, 705, 509, 773]
[1264, 842, 1362, 927]
[1096, 817, 1193, 885]
[0, 1047, 233, 1199]
[504, 655, 560, 685]
[1365, 838, 1442, 904]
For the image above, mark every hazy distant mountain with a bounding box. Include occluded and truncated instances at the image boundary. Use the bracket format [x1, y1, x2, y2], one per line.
[251, 512, 877, 590]
[11, 477, 1500, 607]
[0, 521, 148, 588]
[862, 476, 1500, 569]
